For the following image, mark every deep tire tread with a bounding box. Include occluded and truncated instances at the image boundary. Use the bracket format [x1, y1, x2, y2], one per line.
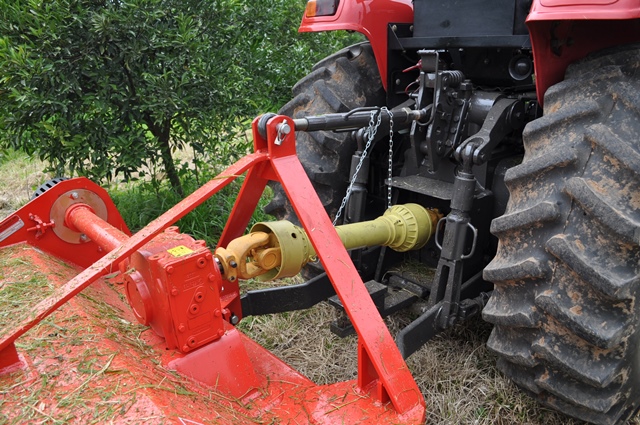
[482, 285, 540, 327]
[535, 368, 623, 414]
[546, 231, 639, 301]
[487, 326, 537, 367]
[535, 285, 630, 349]
[531, 333, 622, 388]
[483, 257, 550, 283]
[564, 176, 640, 246]
[495, 358, 542, 395]
[484, 45, 640, 425]
[503, 146, 578, 188]
[490, 201, 561, 236]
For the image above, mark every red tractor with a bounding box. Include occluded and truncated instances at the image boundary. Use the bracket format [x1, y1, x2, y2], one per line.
[263, 1, 640, 424]
[0, 1, 639, 424]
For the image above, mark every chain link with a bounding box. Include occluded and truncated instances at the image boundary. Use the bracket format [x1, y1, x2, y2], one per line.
[386, 107, 394, 209]
[333, 110, 380, 225]
[333, 107, 395, 225]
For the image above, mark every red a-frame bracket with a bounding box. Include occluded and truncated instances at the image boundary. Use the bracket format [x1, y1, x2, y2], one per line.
[219, 115, 425, 416]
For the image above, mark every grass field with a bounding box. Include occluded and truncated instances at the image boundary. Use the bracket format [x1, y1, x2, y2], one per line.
[1, 151, 638, 424]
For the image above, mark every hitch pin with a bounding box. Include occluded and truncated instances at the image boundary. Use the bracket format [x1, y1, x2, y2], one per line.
[275, 121, 291, 145]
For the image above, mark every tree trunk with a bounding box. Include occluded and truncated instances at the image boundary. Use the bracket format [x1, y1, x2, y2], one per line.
[152, 118, 184, 198]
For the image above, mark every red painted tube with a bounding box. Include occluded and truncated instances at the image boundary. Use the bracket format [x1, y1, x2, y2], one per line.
[65, 203, 129, 252]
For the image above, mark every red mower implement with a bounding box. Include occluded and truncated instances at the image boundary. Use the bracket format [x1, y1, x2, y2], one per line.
[0, 115, 428, 424]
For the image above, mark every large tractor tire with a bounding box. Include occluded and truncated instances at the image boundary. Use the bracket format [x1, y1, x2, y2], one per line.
[264, 42, 385, 221]
[483, 46, 640, 424]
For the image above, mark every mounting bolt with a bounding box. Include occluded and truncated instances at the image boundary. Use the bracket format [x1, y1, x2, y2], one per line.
[71, 192, 79, 200]
[208, 273, 216, 282]
[218, 329, 225, 337]
[391, 24, 397, 32]
[79, 234, 90, 243]
[275, 122, 291, 146]
[229, 261, 238, 268]
[230, 314, 239, 325]
[182, 345, 190, 352]
[178, 323, 186, 333]
[214, 309, 222, 317]
[171, 287, 179, 296]
[166, 265, 174, 274]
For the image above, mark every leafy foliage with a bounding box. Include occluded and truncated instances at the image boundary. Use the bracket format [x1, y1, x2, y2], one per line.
[109, 158, 273, 245]
[0, 0, 360, 195]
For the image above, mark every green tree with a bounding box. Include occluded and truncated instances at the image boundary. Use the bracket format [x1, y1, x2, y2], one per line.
[0, 0, 359, 196]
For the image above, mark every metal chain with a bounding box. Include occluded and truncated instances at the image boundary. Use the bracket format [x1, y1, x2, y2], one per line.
[386, 107, 394, 209]
[333, 110, 381, 225]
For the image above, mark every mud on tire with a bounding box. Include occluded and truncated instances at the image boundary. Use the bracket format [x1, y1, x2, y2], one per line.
[264, 43, 385, 221]
[483, 46, 640, 424]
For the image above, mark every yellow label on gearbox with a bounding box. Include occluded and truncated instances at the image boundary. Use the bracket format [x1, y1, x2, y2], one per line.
[167, 245, 194, 257]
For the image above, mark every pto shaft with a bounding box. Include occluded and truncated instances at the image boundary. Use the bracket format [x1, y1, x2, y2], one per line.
[215, 204, 440, 281]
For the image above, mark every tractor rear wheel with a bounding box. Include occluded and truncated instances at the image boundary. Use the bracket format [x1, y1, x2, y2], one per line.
[483, 45, 640, 424]
[264, 42, 385, 222]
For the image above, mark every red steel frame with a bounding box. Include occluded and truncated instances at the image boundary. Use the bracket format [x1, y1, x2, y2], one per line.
[526, 0, 640, 103]
[0, 114, 426, 423]
[299, 0, 413, 91]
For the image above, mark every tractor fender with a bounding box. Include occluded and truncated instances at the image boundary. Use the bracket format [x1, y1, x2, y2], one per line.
[299, 0, 413, 90]
[527, 0, 640, 104]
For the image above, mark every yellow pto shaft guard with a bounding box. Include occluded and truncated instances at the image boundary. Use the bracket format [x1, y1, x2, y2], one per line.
[215, 203, 441, 281]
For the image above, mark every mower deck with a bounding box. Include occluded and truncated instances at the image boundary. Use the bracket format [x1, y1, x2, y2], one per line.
[0, 243, 421, 424]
